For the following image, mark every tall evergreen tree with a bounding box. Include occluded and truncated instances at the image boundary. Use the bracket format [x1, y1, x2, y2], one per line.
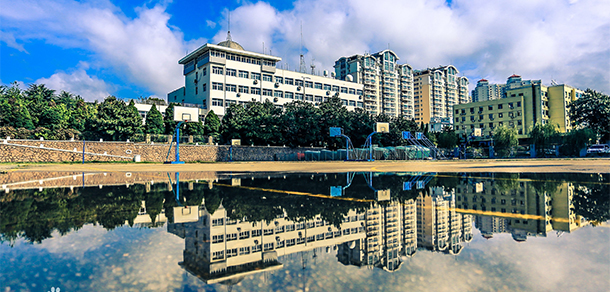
[144, 104, 164, 134]
[86, 96, 143, 141]
[203, 110, 221, 138]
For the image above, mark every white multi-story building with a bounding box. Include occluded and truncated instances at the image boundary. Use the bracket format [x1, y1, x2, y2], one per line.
[170, 34, 364, 118]
[334, 50, 415, 118]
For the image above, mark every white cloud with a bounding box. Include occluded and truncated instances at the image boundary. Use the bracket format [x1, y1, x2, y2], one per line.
[0, 31, 28, 53]
[36, 68, 111, 101]
[212, 0, 609, 92]
[1, 0, 189, 97]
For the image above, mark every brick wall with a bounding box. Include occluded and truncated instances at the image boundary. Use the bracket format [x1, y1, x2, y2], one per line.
[0, 139, 321, 163]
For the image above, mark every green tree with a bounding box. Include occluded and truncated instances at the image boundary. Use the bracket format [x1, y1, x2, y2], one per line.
[164, 103, 178, 134]
[85, 96, 144, 141]
[569, 89, 610, 142]
[68, 99, 97, 133]
[493, 126, 518, 157]
[561, 128, 596, 156]
[144, 104, 164, 134]
[530, 123, 560, 157]
[282, 101, 322, 147]
[203, 110, 221, 141]
[437, 126, 459, 149]
[184, 121, 205, 136]
[38, 101, 70, 131]
[0, 98, 34, 130]
[319, 97, 351, 149]
[23, 84, 56, 127]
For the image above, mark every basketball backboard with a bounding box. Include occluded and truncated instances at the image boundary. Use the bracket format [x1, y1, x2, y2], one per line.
[376, 122, 389, 133]
[173, 106, 199, 122]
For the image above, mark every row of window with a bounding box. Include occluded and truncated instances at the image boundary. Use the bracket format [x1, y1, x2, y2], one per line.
[208, 66, 362, 95]
[455, 111, 522, 123]
[210, 227, 366, 247]
[456, 101, 522, 115]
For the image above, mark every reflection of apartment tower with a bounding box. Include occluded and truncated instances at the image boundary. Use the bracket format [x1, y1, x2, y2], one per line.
[457, 178, 585, 242]
[475, 216, 508, 239]
[169, 204, 367, 284]
[471, 79, 505, 102]
[334, 50, 414, 118]
[338, 199, 418, 272]
[413, 66, 470, 124]
[401, 198, 418, 257]
[417, 187, 473, 253]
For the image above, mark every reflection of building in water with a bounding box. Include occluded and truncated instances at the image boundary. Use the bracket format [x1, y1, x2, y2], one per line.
[457, 179, 586, 241]
[168, 203, 367, 284]
[417, 187, 473, 254]
[337, 198, 418, 272]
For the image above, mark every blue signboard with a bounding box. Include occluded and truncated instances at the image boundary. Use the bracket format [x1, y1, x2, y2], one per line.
[417, 181, 424, 189]
[331, 186, 343, 197]
[403, 182, 412, 191]
[330, 127, 343, 137]
[416, 132, 423, 140]
[402, 131, 412, 139]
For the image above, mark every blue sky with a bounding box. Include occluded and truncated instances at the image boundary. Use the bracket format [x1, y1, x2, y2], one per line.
[1, 0, 609, 101]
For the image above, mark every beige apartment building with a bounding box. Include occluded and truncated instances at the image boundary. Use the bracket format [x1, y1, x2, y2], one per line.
[454, 75, 583, 139]
[334, 50, 415, 118]
[413, 66, 470, 124]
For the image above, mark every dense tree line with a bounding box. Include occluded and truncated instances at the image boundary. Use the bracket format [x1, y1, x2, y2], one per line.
[2, 82, 607, 152]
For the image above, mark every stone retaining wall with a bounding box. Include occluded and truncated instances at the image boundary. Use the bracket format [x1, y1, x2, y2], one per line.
[0, 139, 321, 163]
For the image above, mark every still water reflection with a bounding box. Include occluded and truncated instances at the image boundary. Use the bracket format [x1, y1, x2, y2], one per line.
[1, 172, 608, 291]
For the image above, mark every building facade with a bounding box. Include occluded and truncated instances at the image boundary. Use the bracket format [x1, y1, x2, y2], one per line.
[454, 75, 583, 139]
[171, 36, 364, 118]
[413, 66, 470, 124]
[471, 79, 505, 102]
[334, 51, 414, 118]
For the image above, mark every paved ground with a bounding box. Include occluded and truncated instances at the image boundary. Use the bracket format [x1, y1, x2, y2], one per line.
[2, 158, 609, 174]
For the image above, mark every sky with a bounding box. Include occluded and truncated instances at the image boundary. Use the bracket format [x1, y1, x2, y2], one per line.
[1, 0, 609, 101]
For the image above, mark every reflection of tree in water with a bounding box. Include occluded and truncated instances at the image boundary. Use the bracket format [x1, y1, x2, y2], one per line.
[572, 174, 609, 225]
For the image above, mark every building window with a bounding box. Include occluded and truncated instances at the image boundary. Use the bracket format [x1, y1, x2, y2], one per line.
[202, 83, 207, 92]
[212, 66, 224, 74]
[212, 99, 224, 107]
[263, 74, 273, 82]
[212, 235, 224, 243]
[285, 78, 294, 85]
[195, 86, 198, 95]
[295, 80, 304, 87]
[250, 87, 261, 95]
[489, 114, 494, 119]
[226, 84, 237, 92]
[315, 96, 323, 102]
[238, 70, 249, 78]
[274, 90, 283, 98]
[226, 68, 236, 77]
[499, 113, 503, 118]
[305, 81, 313, 88]
[341, 87, 348, 93]
[275, 76, 283, 84]
[314, 82, 322, 89]
[324, 84, 332, 91]
[488, 105, 493, 110]
[332, 85, 339, 92]
[356, 89, 363, 95]
[349, 100, 356, 106]
[263, 89, 273, 96]
[295, 93, 304, 100]
[238, 85, 249, 93]
[251, 72, 261, 80]
[305, 94, 313, 101]
[498, 104, 503, 109]
[285, 92, 294, 99]
[517, 101, 521, 107]
[202, 67, 207, 76]
[212, 82, 223, 91]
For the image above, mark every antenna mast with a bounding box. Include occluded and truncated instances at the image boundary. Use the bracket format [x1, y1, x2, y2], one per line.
[226, 11, 232, 41]
[299, 22, 306, 73]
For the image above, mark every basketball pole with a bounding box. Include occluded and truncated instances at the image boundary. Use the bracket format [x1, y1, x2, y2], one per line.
[165, 120, 186, 164]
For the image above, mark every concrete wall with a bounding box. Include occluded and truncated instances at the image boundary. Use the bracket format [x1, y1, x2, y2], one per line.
[0, 139, 321, 163]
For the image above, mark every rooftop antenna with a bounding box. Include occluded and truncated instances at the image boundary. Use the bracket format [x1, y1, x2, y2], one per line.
[310, 57, 316, 75]
[299, 22, 306, 73]
[226, 11, 232, 41]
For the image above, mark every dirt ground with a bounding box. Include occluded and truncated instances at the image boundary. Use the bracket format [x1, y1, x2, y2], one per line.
[1, 158, 608, 174]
